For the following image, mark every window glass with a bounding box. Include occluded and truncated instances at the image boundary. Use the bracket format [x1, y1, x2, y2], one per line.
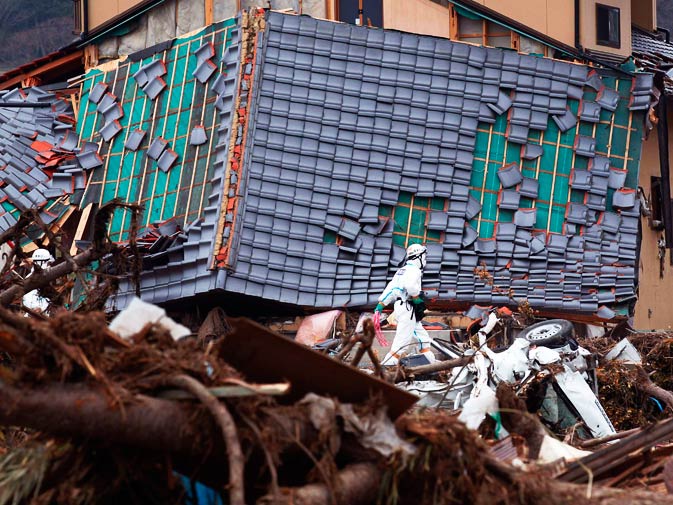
[337, 0, 383, 27]
[596, 4, 621, 48]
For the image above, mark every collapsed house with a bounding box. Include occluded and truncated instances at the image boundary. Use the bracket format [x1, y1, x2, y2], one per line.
[66, 10, 652, 319]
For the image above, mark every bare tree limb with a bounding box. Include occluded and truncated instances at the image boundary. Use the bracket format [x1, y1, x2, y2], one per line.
[169, 374, 245, 505]
[394, 356, 471, 383]
[632, 366, 673, 411]
[0, 246, 102, 306]
[257, 463, 381, 505]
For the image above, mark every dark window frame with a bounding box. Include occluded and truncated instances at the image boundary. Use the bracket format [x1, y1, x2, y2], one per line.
[595, 3, 621, 49]
[650, 176, 666, 230]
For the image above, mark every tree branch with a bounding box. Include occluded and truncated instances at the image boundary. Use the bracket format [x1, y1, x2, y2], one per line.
[169, 374, 245, 505]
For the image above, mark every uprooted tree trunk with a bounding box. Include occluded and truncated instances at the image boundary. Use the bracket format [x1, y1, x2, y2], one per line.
[496, 383, 545, 459]
[3, 378, 673, 504]
[0, 381, 217, 458]
[632, 365, 673, 412]
[258, 463, 382, 505]
[0, 246, 103, 306]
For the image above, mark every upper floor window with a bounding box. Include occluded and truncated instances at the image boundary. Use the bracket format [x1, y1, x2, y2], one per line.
[596, 4, 621, 48]
[337, 0, 383, 27]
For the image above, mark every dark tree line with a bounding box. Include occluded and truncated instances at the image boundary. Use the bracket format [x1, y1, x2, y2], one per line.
[0, 0, 73, 72]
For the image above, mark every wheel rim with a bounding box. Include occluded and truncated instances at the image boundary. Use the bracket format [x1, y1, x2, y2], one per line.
[527, 323, 562, 341]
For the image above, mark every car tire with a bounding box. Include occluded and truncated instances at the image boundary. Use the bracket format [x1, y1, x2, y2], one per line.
[521, 319, 574, 347]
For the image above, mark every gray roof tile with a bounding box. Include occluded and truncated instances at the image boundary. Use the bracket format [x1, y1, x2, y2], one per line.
[125, 129, 146, 151]
[596, 87, 620, 111]
[498, 189, 520, 210]
[110, 11, 642, 314]
[514, 208, 536, 228]
[552, 108, 577, 132]
[497, 162, 523, 188]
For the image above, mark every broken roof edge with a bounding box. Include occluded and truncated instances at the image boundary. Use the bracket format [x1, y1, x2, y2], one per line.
[78, 15, 239, 95]
[212, 10, 264, 271]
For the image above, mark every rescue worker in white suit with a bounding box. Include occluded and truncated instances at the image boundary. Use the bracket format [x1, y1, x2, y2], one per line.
[22, 248, 54, 313]
[375, 243, 435, 366]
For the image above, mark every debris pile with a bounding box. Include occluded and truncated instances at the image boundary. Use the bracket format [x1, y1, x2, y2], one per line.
[583, 332, 673, 430]
[2, 211, 673, 503]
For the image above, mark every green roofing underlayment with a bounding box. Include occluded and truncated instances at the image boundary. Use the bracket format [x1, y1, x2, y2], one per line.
[468, 75, 642, 239]
[77, 17, 237, 242]
[76, 15, 643, 267]
[377, 73, 643, 248]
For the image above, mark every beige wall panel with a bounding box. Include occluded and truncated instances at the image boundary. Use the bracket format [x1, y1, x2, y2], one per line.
[579, 0, 631, 57]
[383, 0, 451, 38]
[456, 0, 575, 47]
[634, 109, 673, 329]
[119, 0, 144, 12]
[89, 0, 149, 30]
[146, 0, 177, 46]
[483, 0, 547, 35]
[545, 0, 575, 47]
[302, 0, 327, 18]
[631, 0, 656, 31]
[117, 16, 149, 55]
[89, 0, 121, 31]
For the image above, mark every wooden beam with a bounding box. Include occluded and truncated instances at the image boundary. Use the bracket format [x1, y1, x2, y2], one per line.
[70, 204, 93, 256]
[0, 50, 84, 91]
[83, 45, 99, 70]
[448, 4, 458, 40]
[205, 0, 213, 25]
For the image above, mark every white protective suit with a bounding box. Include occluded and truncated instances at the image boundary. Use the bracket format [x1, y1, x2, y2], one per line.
[378, 260, 434, 365]
[21, 249, 53, 314]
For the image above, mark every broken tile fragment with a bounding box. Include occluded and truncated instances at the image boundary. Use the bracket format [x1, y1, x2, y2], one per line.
[585, 71, 603, 91]
[144, 77, 167, 100]
[514, 208, 536, 228]
[612, 188, 636, 209]
[574, 135, 596, 157]
[497, 162, 523, 188]
[521, 143, 543, 160]
[579, 101, 601, 123]
[100, 120, 122, 142]
[596, 87, 620, 112]
[125, 129, 146, 151]
[193, 59, 218, 83]
[76, 150, 103, 169]
[147, 137, 169, 160]
[194, 41, 215, 63]
[608, 167, 627, 189]
[88, 82, 108, 104]
[157, 149, 178, 172]
[519, 177, 539, 199]
[190, 125, 208, 146]
[96, 92, 117, 113]
[552, 108, 577, 133]
[498, 189, 520, 210]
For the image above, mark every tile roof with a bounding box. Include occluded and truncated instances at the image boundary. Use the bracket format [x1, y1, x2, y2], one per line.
[0, 88, 88, 231]
[99, 11, 648, 317]
[632, 27, 672, 93]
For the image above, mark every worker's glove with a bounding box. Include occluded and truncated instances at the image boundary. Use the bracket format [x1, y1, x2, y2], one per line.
[411, 296, 426, 321]
[375, 303, 384, 313]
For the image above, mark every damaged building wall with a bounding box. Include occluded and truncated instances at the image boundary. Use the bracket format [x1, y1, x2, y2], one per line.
[92, 0, 326, 62]
[77, 11, 651, 315]
[634, 105, 673, 330]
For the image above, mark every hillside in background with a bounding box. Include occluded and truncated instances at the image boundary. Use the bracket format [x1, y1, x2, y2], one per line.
[0, 0, 73, 73]
[659, 0, 673, 39]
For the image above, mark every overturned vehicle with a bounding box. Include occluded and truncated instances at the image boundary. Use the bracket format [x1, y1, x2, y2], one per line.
[390, 310, 616, 439]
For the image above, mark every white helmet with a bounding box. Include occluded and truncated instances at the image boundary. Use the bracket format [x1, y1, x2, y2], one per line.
[32, 248, 53, 268]
[406, 243, 427, 270]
